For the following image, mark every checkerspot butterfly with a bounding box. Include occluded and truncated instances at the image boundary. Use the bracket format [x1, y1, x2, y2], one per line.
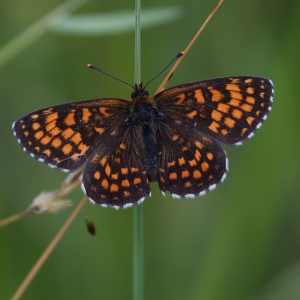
[12, 76, 274, 209]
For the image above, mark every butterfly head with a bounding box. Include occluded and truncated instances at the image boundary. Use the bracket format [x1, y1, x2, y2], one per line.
[131, 83, 149, 101]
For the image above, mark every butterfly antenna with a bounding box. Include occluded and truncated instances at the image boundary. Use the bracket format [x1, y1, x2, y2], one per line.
[86, 64, 135, 89]
[143, 53, 183, 90]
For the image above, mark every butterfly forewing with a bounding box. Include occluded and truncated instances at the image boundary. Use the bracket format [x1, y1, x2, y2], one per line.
[153, 76, 274, 145]
[13, 99, 129, 171]
[157, 119, 227, 198]
[81, 126, 151, 208]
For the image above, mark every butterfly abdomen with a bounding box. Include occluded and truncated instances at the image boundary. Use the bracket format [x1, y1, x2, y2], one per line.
[142, 123, 158, 182]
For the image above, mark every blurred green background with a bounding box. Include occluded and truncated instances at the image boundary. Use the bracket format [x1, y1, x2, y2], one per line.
[1, 0, 300, 299]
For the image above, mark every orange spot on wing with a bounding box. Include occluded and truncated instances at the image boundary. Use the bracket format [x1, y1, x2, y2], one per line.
[187, 110, 197, 119]
[133, 177, 142, 185]
[230, 78, 240, 83]
[241, 103, 252, 112]
[41, 135, 51, 145]
[131, 167, 139, 173]
[100, 156, 107, 166]
[228, 99, 240, 107]
[109, 173, 117, 180]
[221, 128, 228, 136]
[218, 103, 230, 113]
[45, 123, 55, 134]
[62, 128, 75, 139]
[34, 146, 40, 152]
[50, 127, 61, 136]
[52, 138, 62, 148]
[175, 93, 185, 104]
[46, 112, 58, 124]
[224, 117, 235, 128]
[32, 122, 40, 130]
[120, 143, 126, 150]
[169, 172, 177, 180]
[195, 140, 204, 149]
[207, 152, 214, 160]
[71, 132, 82, 145]
[99, 107, 110, 117]
[171, 134, 179, 141]
[124, 191, 131, 198]
[34, 130, 44, 140]
[210, 89, 224, 101]
[193, 170, 201, 179]
[246, 96, 255, 104]
[31, 114, 39, 119]
[23, 131, 29, 137]
[121, 179, 130, 187]
[246, 87, 255, 94]
[181, 170, 189, 178]
[105, 164, 111, 176]
[195, 150, 201, 161]
[121, 168, 128, 175]
[64, 112, 76, 126]
[226, 84, 241, 92]
[208, 121, 220, 133]
[184, 181, 192, 188]
[246, 116, 255, 125]
[82, 108, 91, 123]
[94, 171, 100, 180]
[101, 179, 109, 189]
[189, 159, 197, 167]
[62, 144, 72, 155]
[245, 79, 253, 84]
[241, 128, 248, 134]
[78, 143, 88, 154]
[168, 161, 176, 167]
[232, 109, 243, 119]
[110, 183, 119, 192]
[95, 127, 105, 134]
[201, 162, 209, 172]
[178, 157, 186, 166]
[211, 110, 222, 122]
[194, 89, 205, 103]
[230, 91, 243, 100]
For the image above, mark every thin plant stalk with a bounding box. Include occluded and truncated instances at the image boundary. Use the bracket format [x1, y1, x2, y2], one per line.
[155, 0, 224, 94]
[133, 0, 144, 299]
[11, 196, 88, 300]
[0, 0, 89, 68]
[0, 210, 29, 228]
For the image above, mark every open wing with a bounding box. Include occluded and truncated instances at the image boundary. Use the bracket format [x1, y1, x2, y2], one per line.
[157, 118, 227, 198]
[12, 98, 129, 171]
[81, 125, 151, 208]
[153, 76, 274, 145]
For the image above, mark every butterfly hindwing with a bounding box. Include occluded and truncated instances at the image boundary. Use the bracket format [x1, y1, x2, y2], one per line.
[153, 76, 274, 145]
[12, 98, 129, 172]
[81, 126, 151, 208]
[157, 118, 227, 198]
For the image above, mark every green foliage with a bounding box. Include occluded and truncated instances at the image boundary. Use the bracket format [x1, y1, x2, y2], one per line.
[52, 7, 182, 36]
[1, 0, 300, 300]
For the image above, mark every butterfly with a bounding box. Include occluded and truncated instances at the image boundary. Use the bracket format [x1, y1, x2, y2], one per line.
[12, 76, 274, 209]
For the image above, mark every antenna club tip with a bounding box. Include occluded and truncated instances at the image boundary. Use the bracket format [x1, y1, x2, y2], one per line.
[177, 52, 184, 58]
[86, 63, 93, 68]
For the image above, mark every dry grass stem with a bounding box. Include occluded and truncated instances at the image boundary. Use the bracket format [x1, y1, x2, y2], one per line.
[0, 169, 82, 229]
[155, 0, 224, 94]
[11, 196, 88, 300]
[0, 210, 29, 228]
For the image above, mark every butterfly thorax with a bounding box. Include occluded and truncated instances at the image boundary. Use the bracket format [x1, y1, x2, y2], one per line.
[125, 85, 163, 181]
